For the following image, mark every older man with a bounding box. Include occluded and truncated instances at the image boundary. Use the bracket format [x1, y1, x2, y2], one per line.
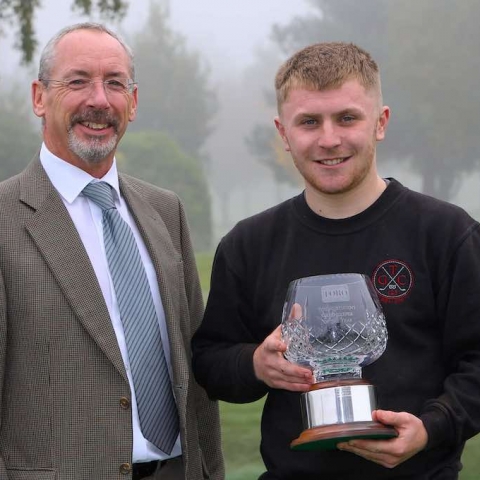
[0, 23, 223, 480]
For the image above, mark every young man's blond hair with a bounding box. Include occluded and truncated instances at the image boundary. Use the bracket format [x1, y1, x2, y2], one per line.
[275, 42, 382, 111]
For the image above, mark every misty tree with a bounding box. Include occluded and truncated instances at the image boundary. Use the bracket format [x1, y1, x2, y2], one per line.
[383, 0, 480, 199]
[118, 131, 212, 250]
[244, 45, 304, 191]
[0, 87, 40, 181]
[271, 0, 389, 62]
[0, 0, 127, 63]
[257, 0, 480, 201]
[207, 69, 289, 233]
[246, 124, 299, 187]
[130, 1, 217, 160]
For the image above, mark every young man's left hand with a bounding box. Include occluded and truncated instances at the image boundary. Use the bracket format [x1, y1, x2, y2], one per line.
[337, 410, 428, 468]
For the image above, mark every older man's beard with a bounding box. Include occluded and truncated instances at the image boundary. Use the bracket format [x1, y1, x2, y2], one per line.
[68, 110, 119, 164]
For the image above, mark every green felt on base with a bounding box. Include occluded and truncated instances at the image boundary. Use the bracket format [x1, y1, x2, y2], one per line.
[291, 431, 397, 451]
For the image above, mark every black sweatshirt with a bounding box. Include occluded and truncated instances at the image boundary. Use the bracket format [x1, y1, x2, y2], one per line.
[192, 179, 480, 479]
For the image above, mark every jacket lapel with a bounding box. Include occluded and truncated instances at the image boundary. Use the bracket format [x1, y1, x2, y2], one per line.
[21, 158, 128, 381]
[119, 177, 190, 393]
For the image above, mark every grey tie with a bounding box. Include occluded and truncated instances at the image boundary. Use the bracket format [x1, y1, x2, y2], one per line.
[83, 181, 179, 454]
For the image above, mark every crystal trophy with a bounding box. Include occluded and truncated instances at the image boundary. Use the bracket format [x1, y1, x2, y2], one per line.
[281, 273, 397, 450]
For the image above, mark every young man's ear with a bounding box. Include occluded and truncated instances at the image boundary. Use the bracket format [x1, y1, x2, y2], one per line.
[376, 106, 390, 141]
[274, 117, 291, 152]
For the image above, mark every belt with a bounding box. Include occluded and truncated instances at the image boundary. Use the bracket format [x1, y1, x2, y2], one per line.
[132, 460, 166, 479]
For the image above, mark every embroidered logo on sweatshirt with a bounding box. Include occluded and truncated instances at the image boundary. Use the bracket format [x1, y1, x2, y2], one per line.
[372, 260, 413, 304]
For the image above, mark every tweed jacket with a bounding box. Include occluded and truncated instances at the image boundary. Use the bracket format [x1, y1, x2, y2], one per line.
[0, 157, 224, 480]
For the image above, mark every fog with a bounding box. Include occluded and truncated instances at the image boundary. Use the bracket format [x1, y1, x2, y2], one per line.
[1, 0, 480, 249]
[3, 1, 310, 76]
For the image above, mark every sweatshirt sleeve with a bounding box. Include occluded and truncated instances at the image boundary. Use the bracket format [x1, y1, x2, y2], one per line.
[192, 238, 269, 404]
[420, 222, 480, 450]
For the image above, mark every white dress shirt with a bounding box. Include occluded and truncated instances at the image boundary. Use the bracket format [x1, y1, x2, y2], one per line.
[40, 144, 181, 462]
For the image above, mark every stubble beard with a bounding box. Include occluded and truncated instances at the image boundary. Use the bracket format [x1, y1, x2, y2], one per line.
[301, 129, 378, 196]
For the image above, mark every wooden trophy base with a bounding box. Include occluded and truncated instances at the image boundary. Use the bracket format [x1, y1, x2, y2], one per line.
[290, 379, 398, 451]
[291, 421, 398, 451]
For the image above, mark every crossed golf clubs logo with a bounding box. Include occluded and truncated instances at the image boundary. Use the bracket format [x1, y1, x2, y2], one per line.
[378, 265, 406, 293]
[373, 260, 413, 301]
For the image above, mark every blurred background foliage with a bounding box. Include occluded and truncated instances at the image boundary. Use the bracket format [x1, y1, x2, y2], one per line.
[130, 2, 217, 161]
[118, 131, 211, 251]
[0, 88, 41, 181]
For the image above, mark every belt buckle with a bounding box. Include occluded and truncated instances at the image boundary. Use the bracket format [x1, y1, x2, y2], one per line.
[132, 460, 159, 479]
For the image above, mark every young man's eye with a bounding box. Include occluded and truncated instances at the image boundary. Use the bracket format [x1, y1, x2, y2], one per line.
[341, 115, 355, 123]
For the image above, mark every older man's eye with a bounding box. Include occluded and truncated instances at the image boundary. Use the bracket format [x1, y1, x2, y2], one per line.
[67, 79, 89, 89]
[105, 79, 128, 91]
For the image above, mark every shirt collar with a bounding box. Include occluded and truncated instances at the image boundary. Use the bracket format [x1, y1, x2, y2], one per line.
[39, 143, 121, 204]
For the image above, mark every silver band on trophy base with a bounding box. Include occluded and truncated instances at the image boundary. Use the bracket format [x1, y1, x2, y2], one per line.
[301, 381, 377, 428]
[281, 274, 398, 451]
[291, 379, 395, 450]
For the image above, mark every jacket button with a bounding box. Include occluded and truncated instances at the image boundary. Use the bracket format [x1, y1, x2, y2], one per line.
[120, 397, 131, 409]
[120, 463, 132, 475]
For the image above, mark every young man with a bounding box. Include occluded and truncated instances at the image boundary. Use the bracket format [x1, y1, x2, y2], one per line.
[192, 42, 480, 479]
[0, 23, 223, 480]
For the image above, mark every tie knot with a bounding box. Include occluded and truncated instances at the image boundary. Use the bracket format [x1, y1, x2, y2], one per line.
[83, 181, 115, 210]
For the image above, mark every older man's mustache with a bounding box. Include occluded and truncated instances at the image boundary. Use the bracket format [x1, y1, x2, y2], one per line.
[70, 110, 119, 132]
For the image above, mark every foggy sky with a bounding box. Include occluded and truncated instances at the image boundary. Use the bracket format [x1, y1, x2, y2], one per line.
[3, 0, 311, 78]
[0, 0, 313, 241]
[2, 0, 479, 240]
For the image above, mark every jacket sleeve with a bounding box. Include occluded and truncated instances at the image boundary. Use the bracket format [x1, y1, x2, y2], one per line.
[0, 267, 9, 478]
[178, 202, 225, 479]
[192, 238, 269, 404]
[420, 223, 480, 450]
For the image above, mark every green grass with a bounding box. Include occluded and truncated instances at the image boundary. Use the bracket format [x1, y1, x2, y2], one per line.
[460, 434, 480, 479]
[195, 252, 480, 479]
[220, 400, 265, 479]
[195, 251, 214, 299]
[220, 399, 480, 480]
